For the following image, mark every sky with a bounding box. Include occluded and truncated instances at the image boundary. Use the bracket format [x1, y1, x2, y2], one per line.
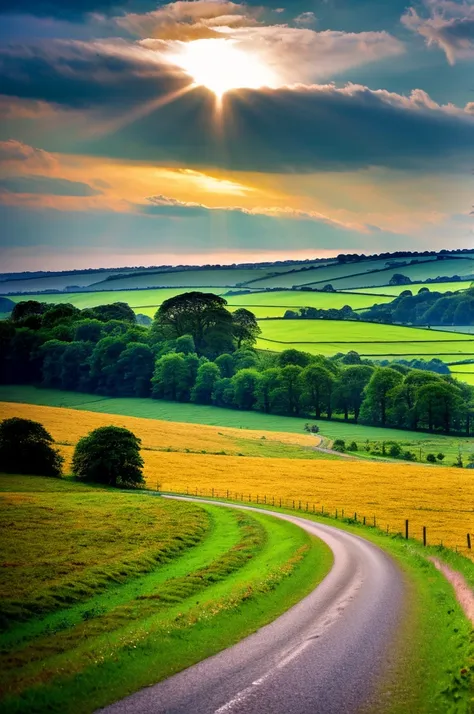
[0, 0, 473, 272]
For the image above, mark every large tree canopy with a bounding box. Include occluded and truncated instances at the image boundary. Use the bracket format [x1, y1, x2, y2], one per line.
[0, 417, 63, 477]
[153, 292, 234, 355]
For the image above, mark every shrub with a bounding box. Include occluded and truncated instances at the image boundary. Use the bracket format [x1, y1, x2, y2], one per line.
[348, 441, 358, 452]
[304, 423, 320, 434]
[332, 439, 346, 452]
[436, 453, 445, 462]
[453, 453, 463, 468]
[426, 453, 437, 463]
[0, 417, 63, 477]
[388, 443, 402, 458]
[402, 450, 417, 462]
[72, 426, 144, 488]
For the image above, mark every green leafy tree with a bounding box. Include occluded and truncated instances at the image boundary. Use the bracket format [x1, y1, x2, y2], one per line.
[301, 364, 335, 419]
[116, 342, 155, 397]
[191, 362, 220, 404]
[359, 367, 403, 426]
[233, 349, 259, 371]
[151, 353, 190, 401]
[278, 349, 311, 368]
[42, 303, 80, 327]
[91, 303, 136, 323]
[333, 365, 373, 421]
[40, 340, 68, 387]
[255, 368, 280, 413]
[273, 365, 303, 415]
[60, 341, 93, 391]
[11, 300, 47, 324]
[0, 417, 63, 477]
[175, 334, 196, 354]
[415, 382, 465, 433]
[212, 377, 236, 408]
[231, 368, 260, 410]
[89, 336, 127, 394]
[232, 308, 261, 348]
[154, 292, 233, 355]
[74, 319, 104, 343]
[215, 353, 235, 378]
[72, 426, 144, 487]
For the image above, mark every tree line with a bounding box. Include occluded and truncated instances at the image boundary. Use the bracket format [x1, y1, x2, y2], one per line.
[1, 292, 473, 436]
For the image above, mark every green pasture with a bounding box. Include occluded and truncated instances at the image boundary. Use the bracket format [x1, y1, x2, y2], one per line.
[0, 474, 330, 714]
[5, 287, 392, 320]
[307, 258, 474, 291]
[345, 281, 473, 297]
[449, 363, 474, 386]
[88, 268, 273, 290]
[256, 319, 474, 360]
[1, 386, 472, 462]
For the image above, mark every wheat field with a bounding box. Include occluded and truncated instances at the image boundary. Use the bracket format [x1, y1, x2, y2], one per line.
[1, 401, 473, 557]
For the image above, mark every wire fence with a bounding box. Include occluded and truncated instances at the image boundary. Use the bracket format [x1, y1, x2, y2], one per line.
[149, 483, 474, 560]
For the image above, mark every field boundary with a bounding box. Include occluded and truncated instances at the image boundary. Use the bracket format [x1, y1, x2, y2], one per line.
[155, 485, 474, 561]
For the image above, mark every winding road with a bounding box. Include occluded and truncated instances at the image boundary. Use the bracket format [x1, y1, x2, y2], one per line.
[100, 497, 406, 714]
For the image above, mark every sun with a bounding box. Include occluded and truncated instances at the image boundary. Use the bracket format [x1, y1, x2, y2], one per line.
[168, 39, 277, 99]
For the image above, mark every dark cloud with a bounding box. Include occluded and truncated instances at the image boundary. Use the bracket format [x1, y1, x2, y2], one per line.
[1, 40, 473, 172]
[0, 0, 139, 19]
[0, 176, 100, 196]
[402, 2, 474, 64]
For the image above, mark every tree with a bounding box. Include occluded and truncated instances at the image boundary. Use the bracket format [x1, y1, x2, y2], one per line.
[255, 368, 280, 413]
[232, 309, 261, 348]
[175, 334, 196, 354]
[89, 336, 127, 394]
[116, 342, 155, 397]
[72, 426, 144, 487]
[74, 319, 104, 343]
[40, 340, 68, 387]
[42, 303, 80, 327]
[415, 382, 465, 433]
[231, 369, 260, 410]
[154, 292, 234, 355]
[212, 377, 235, 408]
[151, 353, 190, 401]
[191, 362, 220, 404]
[60, 341, 93, 391]
[273, 365, 303, 415]
[215, 353, 235, 378]
[278, 349, 311, 368]
[11, 300, 47, 324]
[333, 365, 373, 421]
[0, 417, 63, 476]
[301, 364, 335, 419]
[91, 303, 136, 323]
[359, 368, 403, 426]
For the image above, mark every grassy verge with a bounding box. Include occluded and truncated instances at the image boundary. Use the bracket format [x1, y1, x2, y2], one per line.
[163, 492, 474, 714]
[0, 475, 332, 714]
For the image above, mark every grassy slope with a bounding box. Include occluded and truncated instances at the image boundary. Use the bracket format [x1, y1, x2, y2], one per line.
[0, 475, 331, 714]
[257, 319, 474, 359]
[346, 281, 473, 297]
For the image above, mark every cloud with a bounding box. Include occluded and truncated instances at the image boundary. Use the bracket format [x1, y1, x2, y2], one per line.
[143, 194, 370, 231]
[0, 176, 100, 196]
[402, 0, 474, 63]
[0, 139, 58, 170]
[294, 11, 316, 26]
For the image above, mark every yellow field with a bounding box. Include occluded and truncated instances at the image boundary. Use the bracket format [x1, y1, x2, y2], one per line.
[0, 402, 317, 455]
[1, 402, 473, 558]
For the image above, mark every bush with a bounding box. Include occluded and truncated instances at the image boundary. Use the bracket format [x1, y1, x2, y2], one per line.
[426, 453, 437, 463]
[72, 426, 144, 488]
[332, 439, 346, 452]
[402, 450, 417, 462]
[348, 441, 358, 452]
[388, 443, 402, 458]
[436, 453, 445, 462]
[304, 423, 320, 434]
[0, 417, 63, 477]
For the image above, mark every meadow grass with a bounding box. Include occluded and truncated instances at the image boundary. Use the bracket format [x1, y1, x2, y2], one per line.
[0, 475, 331, 714]
[257, 319, 474, 360]
[346, 281, 473, 297]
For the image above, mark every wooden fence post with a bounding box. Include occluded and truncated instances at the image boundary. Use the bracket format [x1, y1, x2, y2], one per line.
[363, 516, 366, 526]
[468, 533, 472, 550]
[405, 519, 409, 540]
[423, 526, 427, 547]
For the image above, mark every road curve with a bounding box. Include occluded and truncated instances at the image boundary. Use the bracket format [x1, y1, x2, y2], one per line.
[99, 497, 406, 714]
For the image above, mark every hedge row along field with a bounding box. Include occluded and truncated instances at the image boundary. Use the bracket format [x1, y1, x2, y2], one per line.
[0, 474, 330, 714]
[1, 402, 472, 558]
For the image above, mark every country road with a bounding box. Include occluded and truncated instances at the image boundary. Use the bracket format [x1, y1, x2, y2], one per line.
[99, 497, 406, 714]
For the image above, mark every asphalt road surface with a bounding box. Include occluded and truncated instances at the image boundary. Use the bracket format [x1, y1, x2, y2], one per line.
[99, 497, 406, 714]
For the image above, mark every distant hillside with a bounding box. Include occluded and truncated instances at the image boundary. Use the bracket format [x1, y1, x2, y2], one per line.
[363, 288, 474, 326]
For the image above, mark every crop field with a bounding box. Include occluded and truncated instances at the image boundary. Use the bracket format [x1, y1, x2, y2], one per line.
[87, 267, 274, 290]
[1, 399, 473, 558]
[2, 387, 473, 460]
[0, 401, 333, 462]
[345, 281, 473, 297]
[257, 319, 474, 360]
[0, 474, 329, 714]
[449, 364, 474, 386]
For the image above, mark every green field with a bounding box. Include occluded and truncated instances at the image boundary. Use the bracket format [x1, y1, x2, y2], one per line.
[256, 319, 474, 360]
[87, 268, 274, 290]
[0, 474, 330, 714]
[2, 386, 473, 463]
[449, 363, 474, 386]
[344, 281, 473, 297]
[5, 287, 392, 319]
